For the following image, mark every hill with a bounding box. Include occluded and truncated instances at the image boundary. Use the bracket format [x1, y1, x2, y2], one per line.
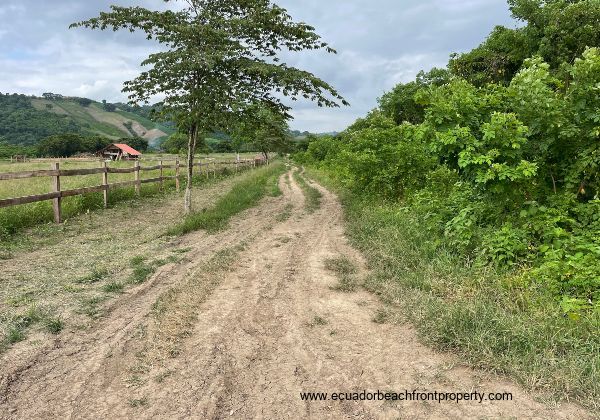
[289, 129, 339, 139]
[0, 93, 175, 148]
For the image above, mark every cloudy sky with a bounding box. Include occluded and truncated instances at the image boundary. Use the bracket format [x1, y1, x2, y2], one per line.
[0, 0, 516, 132]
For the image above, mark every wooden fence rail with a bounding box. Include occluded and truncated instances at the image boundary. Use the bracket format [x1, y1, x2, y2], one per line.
[0, 158, 263, 223]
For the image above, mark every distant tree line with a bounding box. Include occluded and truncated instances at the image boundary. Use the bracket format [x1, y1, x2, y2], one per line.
[160, 124, 309, 156]
[0, 133, 149, 159]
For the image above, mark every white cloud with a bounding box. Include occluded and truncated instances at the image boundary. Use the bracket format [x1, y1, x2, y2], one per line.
[0, 0, 516, 131]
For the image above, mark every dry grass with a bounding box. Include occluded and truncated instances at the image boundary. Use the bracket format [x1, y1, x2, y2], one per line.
[324, 256, 360, 292]
[0, 169, 258, 352]
[293, 170, 322, 213]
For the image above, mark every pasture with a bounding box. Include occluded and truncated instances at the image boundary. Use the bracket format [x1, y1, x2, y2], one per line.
[0, 153, 260, 238]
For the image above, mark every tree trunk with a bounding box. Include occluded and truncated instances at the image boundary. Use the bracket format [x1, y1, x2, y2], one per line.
[184, 125, 198, 214]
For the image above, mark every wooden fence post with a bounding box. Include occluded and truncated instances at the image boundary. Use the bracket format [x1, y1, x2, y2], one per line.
[175, 158, 180, 192]
[213, 162, 217, 178]
[102, 161, 109, 209]
[52, 162, 61, 224]
[134, 160, 140, 196]
[159, 160, 164, 190]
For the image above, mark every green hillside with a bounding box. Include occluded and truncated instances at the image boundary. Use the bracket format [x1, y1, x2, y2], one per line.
[0, 93, 174, 148]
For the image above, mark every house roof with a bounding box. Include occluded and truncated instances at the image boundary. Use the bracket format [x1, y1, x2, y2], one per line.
[112, 144, 142, 156]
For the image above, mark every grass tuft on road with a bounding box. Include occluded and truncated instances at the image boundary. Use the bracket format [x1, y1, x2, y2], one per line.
[293, 169, 322, 213]
[170, 163, 285, 235]
[0, 305, 64, 351]
[325, 256, 360, 292]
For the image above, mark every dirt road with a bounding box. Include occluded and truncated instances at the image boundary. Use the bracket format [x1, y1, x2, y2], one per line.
[0, 169, 592, 419]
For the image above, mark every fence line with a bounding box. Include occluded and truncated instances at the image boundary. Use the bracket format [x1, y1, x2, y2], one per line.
[3, 155, 260, 164]
[0, 158, 264, 223]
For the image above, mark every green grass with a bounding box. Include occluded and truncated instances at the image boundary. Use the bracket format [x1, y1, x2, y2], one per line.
[76, 268, 110, 284]
[275, 203, 294, 222]
[0, 155, 260, 240]
[127, 257, 157, 285]
[307, 166, 600, 410]
[0, 305, 64, 350]
[293, 169, 322, 213]
[170, 163, 285, 235]
[122, 254, 181, 287]
[267, 172, 283, 197]
[77, 296, 106, 319]
[0, 159, 176, 239]
[102, 282, 125, 294]
[5, 327, 25, 345]
[44, 317, 64, 334]
[324, 256, 359, 292]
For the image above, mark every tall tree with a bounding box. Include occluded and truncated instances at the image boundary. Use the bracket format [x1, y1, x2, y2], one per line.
[72, 0, 348, 213]
[231, 103, 292, 160]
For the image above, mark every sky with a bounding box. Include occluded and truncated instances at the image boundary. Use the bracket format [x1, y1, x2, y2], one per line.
[0, 0, 517, 132]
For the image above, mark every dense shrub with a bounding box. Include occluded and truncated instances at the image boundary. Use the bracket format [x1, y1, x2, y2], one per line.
[296, 47, 600, 311]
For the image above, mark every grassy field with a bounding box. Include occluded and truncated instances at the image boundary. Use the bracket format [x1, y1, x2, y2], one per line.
[306, 166, 600, 410]
[0, 154, 260, 239]
[0, 166, 276, 353]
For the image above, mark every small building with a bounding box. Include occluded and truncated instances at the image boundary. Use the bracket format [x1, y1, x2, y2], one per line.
[98, 143, 142, 161]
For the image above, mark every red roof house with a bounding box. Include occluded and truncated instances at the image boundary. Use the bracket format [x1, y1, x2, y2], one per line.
[99, 143, 142, 160]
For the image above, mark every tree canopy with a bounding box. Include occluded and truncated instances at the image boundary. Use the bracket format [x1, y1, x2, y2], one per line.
[231, 103, 292, 159]
[450, 0, 600, 85]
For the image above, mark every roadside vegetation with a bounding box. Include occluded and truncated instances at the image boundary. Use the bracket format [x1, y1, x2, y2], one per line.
[296, 0, 600, 408]
[170, 162, 285, 235]
[308, 168, 600, 408]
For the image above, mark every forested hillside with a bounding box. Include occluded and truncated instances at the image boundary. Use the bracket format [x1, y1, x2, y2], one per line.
[0, 93, 174, 156]
[0, 94, 81, 146]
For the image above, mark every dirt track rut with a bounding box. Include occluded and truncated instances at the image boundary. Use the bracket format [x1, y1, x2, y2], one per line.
[0, 168, 592, 419]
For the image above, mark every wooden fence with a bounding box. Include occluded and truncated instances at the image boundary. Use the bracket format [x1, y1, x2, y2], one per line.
[0, 158, 263, 223]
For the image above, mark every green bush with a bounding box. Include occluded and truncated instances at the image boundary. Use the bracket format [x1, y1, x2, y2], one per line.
[296, 48, 600, 308]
